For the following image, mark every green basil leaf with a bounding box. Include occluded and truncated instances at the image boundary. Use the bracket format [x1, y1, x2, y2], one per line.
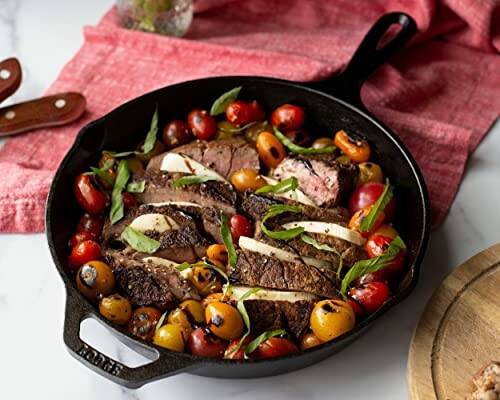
[336, 255, 344, 279]
[121, 226, 161, 254]
[210, 86, 242, 116]
[126, 180, 146, 193]
[359, 178, 394, 233]
[103, 150, 138, 158]
[260, 204, 304, 240]
[89, 166, 114, 186]
[255, 177, 298, 195]
[220, 212, 237, 267]
[175, 262, 191, 271]
[142, 107, 159, 154]
[274, 127, 336, 154]
[110, 160, 131, 224]
[341, 235, 406, 293]
[244, 329, 287, 355]
[300, 233, 341, 255]
[100, 158, 115, 171]
[219, 121, 257, 133]
[172, 175, 218, 188]
[156, 310, 168, 333]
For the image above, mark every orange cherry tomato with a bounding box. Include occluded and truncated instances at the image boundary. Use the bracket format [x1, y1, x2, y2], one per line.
[334, 130, 370, 163]
[231, 168, 267, 192]
[127, 307, 162, 342]
[348, 205, 385, 238]
[256, 131, 287, 169]
[206, 244, 229, 264]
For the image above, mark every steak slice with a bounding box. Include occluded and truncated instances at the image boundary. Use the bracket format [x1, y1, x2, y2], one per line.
[245, 300, 314, 339]
[147, 138, 260, 180]
[152, 226, 210, 263]
[273, 156, 358, 208]
[229, 250, 340, 298]
[133, 171, 237, 216]
[105, 250, 200, 310]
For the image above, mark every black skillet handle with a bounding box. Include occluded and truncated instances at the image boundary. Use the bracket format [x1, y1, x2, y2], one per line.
[63, 291, 197, 388]
[311, 12, 417, 110]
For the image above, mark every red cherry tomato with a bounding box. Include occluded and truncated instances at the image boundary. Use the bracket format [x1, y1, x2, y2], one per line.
[74, 174, 107, 215]
[69, 231, 97, 248]
[353, 269, 393, 286]
[187, 327, 228, 359]
[229, 214, 253, 243]
[224, 336, 255, 359]
[68, 240, 102, 272]
[226, 101, 265, 125]
[365, 234, 406, 272]
[254, 337, 298, 358]
[122, 192, 137, 209]
[270, 104, 306, 132]
[348, 183, 396, 219]
[348, 282, 391, 314]
[76, 213, 103, 237]
[187, 109, 217, 141]
[348, 205, 385, 238]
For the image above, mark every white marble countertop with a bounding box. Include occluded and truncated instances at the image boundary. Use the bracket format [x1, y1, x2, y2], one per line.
[0, 0, 499, 398]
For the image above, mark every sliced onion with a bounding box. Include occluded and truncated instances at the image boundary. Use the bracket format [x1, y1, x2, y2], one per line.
[228, 286, 318, 302]
[160, 153, 228, 183]
[281, 221, 365, 246]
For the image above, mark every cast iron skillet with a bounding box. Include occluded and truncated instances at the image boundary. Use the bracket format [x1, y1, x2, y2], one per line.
[46, 12, 429, 388]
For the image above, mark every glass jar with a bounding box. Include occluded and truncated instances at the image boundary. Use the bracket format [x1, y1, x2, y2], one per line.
[117, 0, 193, 37]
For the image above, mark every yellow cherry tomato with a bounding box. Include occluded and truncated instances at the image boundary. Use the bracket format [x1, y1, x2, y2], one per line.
[206, 244, 229, 264]
[99, 294, 132, 325]
[190, 266, 222, 297]
[179, 300, 205, 324]
[256, 131, 287, 169]
[153, 323, 185, 352]
[310, 299, 355, 342]
[205, 301, 244, 340]
[357, 162, 383, 185]
[334, 130, 370, 163]
[231, 168, 267, 192]
[167, 308, 192, 340]
[76, 261, 115, 301]
[201, 292, 229, 309]
[300, 332, 323, 350]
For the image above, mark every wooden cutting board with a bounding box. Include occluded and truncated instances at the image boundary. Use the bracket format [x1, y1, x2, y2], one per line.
[408, 242, 500, 399]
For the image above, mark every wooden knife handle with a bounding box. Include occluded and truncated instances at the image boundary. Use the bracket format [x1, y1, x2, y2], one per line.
[0, 92, 86, 137]
[0, 58, 22, 103]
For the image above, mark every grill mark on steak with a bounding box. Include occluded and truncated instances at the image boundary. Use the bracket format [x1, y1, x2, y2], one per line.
[105, 250, 200, 310]
[152, 226, 210, 263]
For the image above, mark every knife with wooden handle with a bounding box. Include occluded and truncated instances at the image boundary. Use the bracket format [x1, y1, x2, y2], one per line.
[0, 58, 22, 103]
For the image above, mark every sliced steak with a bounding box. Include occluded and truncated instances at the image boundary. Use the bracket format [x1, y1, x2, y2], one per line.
[273, 156, 358, 208]
[133, 171, 237, 216]
[245, 300, 314, 339]
[105, 250, 200, 310]
[229, 250, 340, 298]
[152, 226, 210, 263]
[147, 138, 260, 180]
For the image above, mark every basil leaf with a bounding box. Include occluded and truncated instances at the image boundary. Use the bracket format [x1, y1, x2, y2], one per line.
[142, 107, 159, 154]
[89, 166, 114, 186]
[121, 226, 161, 253]
[210, 86, 241, 116]
[274, 127, 336, 154]
[220, 212, 237, 267]
[103, 150, 137, 158]
[255, 177, 298, 195]
[172, 175, 218, 188]
[219, 121, 257, 133]
[300, 233, 340, 255]
[110, 160, 131, 224]
[126, 180, 146, 193]
[244, 329, 287, 355]
[156, 310, 168, 333]
[175, 262, 191, 271]
[336, 255, 344, 279]
[341, 236, 406, 293]
[359, 178, 394, 233]
[100, 158, 115, 171]
[260, 204, 304, 240]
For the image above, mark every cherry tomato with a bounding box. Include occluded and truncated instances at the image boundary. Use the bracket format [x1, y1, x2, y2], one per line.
[206, 244, 228, 264]
[336, 155, 352, 164]
[348, 205, 385, 238]
[190, 266, 223, 296]
[229, 214, 253, 243]
[285, 130, 312, 147]
[205, 302, 244, 340]
[353, 268, 393, 286]
[187, 109, 217, 140]
[69, 240, 102, 272]
[226, 100, 265, 125]
[76, 213, 103, 237]
[224, 336, 255, 359]
[254, 337, 298, 358]
[201, 292, 229, 309]
[372, 224, 399, 239]
[365, 234, 406, 271]
[270, 104, 305, 132]
[334, 130, 370, 163]
[179, 300, 205, 325]
[127, 307, 162, 342]
[244, 121, 273, 145]
[99, 294, 132, 325]
[96, 153, 117, 189]
[312, 137, 335, 149]
[348, 182, 396, 219]
[256, 131, 287, 169]
[187, 327, 228, 358]
[231, 168, 267, 192]
[300, 332, 323, 350]
[76, 261, 115, 300]
[122, 192, 137, 209]
[348, 282, 391, 314]
[357, 162, 383, 185]
[153, 324, 185, 352]
[69, 231, 96, 248]
[310, 299, 355, 342]
[168, 308, 194, 339]
[74, 174, 107, 215]
[162, 120, 193, 148]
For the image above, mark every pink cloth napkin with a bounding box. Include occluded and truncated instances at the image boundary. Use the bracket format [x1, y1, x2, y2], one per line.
[1, 0, 499, 233]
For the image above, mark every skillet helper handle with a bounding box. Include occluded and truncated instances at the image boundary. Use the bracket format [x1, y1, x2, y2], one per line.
[63, 292, 197, 388]
[318, 12, 417, 109]
[0, 92, 86, 137]
[0, 58, 22, 103]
